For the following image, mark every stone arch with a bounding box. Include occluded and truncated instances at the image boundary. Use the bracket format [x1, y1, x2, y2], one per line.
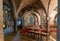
[23, 11, 41, 26]
[49, 6, 57, 26]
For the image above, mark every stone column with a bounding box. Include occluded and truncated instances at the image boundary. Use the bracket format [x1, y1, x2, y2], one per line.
[0, 0, 4, 41]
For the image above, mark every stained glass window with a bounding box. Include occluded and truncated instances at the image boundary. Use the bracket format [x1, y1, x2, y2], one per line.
[28, 16, 35, 24]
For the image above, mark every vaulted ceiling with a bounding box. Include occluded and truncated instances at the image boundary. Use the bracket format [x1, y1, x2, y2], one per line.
[4, 0, 57, 19]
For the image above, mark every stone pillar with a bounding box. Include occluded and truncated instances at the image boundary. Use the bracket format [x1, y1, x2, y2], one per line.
[0, 0, 4, 41]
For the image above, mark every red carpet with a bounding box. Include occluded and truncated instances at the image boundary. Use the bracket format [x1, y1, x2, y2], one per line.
[22, 28, 57, 33]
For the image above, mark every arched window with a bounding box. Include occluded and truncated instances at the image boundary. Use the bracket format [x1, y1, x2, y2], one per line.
[55, 16, 57, 25]
[28, 16, 35, 24]
[3, 4, 14, 29]
[16, 17, 22, 26]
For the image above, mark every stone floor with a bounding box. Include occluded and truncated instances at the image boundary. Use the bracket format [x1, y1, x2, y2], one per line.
[4, 32, 38, 41]
[4, 31, 56, 41]
[4, 27, 57, 41]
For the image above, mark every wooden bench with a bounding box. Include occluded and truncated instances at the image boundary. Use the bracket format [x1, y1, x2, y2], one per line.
[28, 28, 48, 39]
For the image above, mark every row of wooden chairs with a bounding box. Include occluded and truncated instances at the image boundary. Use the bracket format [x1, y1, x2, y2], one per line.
[27, 28, 48, 41]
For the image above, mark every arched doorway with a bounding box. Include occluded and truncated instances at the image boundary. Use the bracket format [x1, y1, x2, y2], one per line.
[3, 4, 14, 35]
[54, 14, 57, 27]
[23, 11, 41, 29]
[55, 15, 57, 25]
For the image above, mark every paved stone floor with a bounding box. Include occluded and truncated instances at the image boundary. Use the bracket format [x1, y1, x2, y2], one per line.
[4, 30, 56, 41]
[4, 32, 38, 41]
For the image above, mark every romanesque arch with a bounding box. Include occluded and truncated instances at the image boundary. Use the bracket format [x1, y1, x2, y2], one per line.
[23, 11, 41, 28]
